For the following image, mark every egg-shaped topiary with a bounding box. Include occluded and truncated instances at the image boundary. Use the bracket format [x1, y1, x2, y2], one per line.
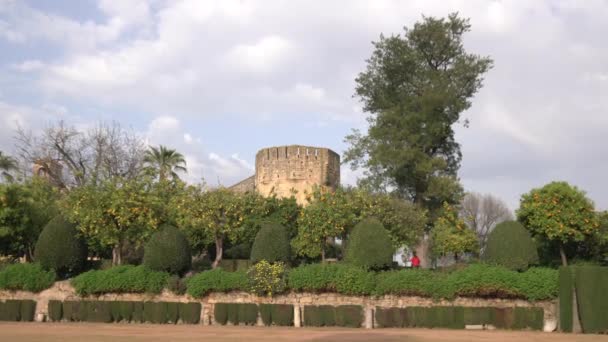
[250, 222, 291, 264]
[344, 218, 394, 270]
[143, 225, 191, 274]
[34, 215, 87, 277]
[483, 221, 539, 271]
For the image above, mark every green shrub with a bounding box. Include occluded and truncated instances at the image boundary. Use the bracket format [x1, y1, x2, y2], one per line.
[250, 222, 291, 264]
[143, 301, 167, 324]
[573, 266, 608, 333]
[375, 269, 438, 297]
[48, 300, 62, 321]
[214, 303, 228, 325]
[344, 218, 393, 270]
[335, 305, 363, 328]
[34, 216, 87, 277]
[272, 304, 293, 326]
[143, 225, 191, 275]
[483, 221, 539, 271]
[167, 302, 179, 324]
[178, 302, 201, 324]
[119, 301, 134, 322]
[513, 307, 543, 331]
[375, 307, 407, 328]
[2, 300, 21, 321]
[225, 243, 252, 259]
[288, 263, 375, 295]
[247, 260, 287, 296]
[227, 303, 239, 325]
[110, 301, 121, 322]
[463, 307, 493, 325]
[19, 300, 36, 322]
[303, 306, 322, 327]
[86, 301, 112, 323]
[186, 269, 246, 298]
[238, 303, 258, 325]
[259, 304, 272, 325]
[0, 263, 56, 292]
[71, 265, 169, 295]
[132, 302, 144, 323]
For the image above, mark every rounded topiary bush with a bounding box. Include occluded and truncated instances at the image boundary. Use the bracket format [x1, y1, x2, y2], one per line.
[250, 222, 291, 264]
[344, 218, 394, 270]
[34, 215, 87, 277]
[482, 221, 539, 271]
[143, 225, 191, 274]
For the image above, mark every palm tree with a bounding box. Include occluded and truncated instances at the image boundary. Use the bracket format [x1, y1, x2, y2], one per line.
[143, 145, 187, 181]
[0, 151, 18, 182]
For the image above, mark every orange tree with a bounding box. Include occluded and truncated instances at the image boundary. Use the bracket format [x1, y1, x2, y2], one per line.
[62, 177, 162, 265]
[517, 181, 599, 266]
[430, 202, 478, 261]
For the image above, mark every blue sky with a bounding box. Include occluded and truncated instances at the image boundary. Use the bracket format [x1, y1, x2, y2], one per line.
[1, 0, 608, 212]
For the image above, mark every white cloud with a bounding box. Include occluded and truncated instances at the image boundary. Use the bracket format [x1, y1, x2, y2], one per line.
[227, 35, 293, 73]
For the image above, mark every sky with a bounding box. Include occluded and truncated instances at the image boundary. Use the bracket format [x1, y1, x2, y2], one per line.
[1, 0, 608, 212]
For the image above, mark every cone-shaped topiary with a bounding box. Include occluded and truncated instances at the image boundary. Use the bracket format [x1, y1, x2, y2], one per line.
[143, 224, 191, 274]
[34, 215, 87, 277]
[483, 221, 539, 271]
[250, 222, 291, 264]
[344, 218, 394, 270]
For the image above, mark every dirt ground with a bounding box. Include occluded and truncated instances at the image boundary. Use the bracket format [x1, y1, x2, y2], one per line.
[0, 322, 606, 342]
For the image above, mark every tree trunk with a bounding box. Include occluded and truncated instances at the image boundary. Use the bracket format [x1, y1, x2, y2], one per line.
[25, 246, 34, 262]
[212, 236, 223, 269]
[559, 243, 568, 267]
[112, 245, 122, 266]
[321, 246, 326, 263]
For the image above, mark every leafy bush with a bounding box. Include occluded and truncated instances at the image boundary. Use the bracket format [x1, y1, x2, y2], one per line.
[178, 302, 201, 324]
[344, 218, 394, 270]
[287, 263, 375, 295]
[483, 221, 539, 271]
[250, 222, 291, 264]
[48, 300, 62, 321]
[167, 275, 187, 295]
[143, 225, 191, 275]
[259, 304, 293, 326]
[247, 260, 286, 296]
[375, 269, 439, 297]
[34, 216, 87, 277]
[335, 305, 363, 328]
[71, 265, 169, 295]
[186, 269, 247, 298]
[0, 263, 55, 292]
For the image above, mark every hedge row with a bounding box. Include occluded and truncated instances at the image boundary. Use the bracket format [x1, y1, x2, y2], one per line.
[71, 265, 170, 295]
[47, 300, 200, 324]
[186, 269, 247, 297]
[559, 266, 608, 334]
[259, 304, 293, 326]
[0, 300, 36, 321]
[214, 303, 294, 326]
[303, 305, 364, 328]
[0, 263, 55, 292]
[375, 306, 543, 330]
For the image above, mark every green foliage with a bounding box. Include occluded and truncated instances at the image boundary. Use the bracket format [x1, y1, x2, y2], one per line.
[463, 307, 493, 325]
[0, 263, 55, 292]
[34, 216, 87, 277]
[62, 177, 162, 266]
[48, 300, 62, 321]
[287, 263, 375, 295]
[303, 306, 325, 327]
[166, 275, 187, 295]
[250, 222, 291, 264]
[167, 302, 179, 324]
[214, 303, 257, 325]
[110, 301, 121, 322]
[517, 181, 599, 266]
[178, 302, 201, 324]
[335, 305, 363, 328]
[71, 265, 169, 295]
[214, 303, 228, 325]
[238, 303, 258, 325]
[344, 218, 393, 270]
[0, 178, 60, 260]
[513, 307, 544, 331]
[86, 301, 112, 323]
[247, 260, 286, 296]
[119, 301, 134, 322]
[375, 269, 438, 297]
[1, 300, 22, 321]
[344, 13, 491, 215]
[572, 266, 608, 333]
[186, 269, 247, 297]
[483, 221, 539, 271]
[431, 203, 479, 259]
[143, 145, 187, 182]
[218, 259, 252, 272]
[143, 224, 191, 274]
[259, 304, 293, 326]
[143, 301, 167, 323]
[62, 301, 75, 321]
[375, 307, 408, 328]
[132, 302, 144, 322]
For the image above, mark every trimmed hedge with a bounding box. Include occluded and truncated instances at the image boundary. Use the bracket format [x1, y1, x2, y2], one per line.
[260, 304, 293, 326]
[572, 266, 608, 334]
[250, 222, 291, 264]
[0, 300, 37, 322]
[0, 263, 56, 292]
[303, 305, 363, 327]
[34, 216, 87, 277]
[143, 225, 191, 275]
[287, 263, 376, 296]
[375, 306, 542, 330]
[335, 305, 364, 328]
[558, 266, 573, 332]
[186, 269, 247, 297]
[344, 218, 394, 270]
[47, 300, 201, 324]
[214, 303, 258, 326]
[483, 221, 539, 271]
[71, 265, 169, 295]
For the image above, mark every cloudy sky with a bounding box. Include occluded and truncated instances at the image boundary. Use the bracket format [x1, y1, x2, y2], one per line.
[1, 0, 607, 212]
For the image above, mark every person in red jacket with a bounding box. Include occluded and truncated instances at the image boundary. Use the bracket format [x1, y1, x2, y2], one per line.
[410, 251, 421, 268]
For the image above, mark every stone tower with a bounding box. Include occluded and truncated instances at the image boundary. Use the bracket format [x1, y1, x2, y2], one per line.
[229, 145, 340, 205]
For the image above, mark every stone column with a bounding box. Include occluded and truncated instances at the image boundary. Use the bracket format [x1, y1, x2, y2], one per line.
[364, 306, 373, 329]
[294, 305, 301, 327]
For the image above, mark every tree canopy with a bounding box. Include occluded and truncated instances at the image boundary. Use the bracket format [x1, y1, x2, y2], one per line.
[143, 145, 187, 182]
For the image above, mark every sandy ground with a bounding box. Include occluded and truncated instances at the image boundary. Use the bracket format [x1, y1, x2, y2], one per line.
[0, 322, 606, 342]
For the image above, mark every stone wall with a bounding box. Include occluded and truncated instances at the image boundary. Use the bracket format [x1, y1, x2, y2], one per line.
[0, 281, 556, 331]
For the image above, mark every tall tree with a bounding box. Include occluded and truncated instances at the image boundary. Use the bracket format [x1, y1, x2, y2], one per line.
[460, 192, 513, 250]
[0, 151, 18, 182]
[143, 145, 187, 182]
[430, 202, 479, 261]
[517, 181, 599, 266]
[344, 13, 492, 215]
